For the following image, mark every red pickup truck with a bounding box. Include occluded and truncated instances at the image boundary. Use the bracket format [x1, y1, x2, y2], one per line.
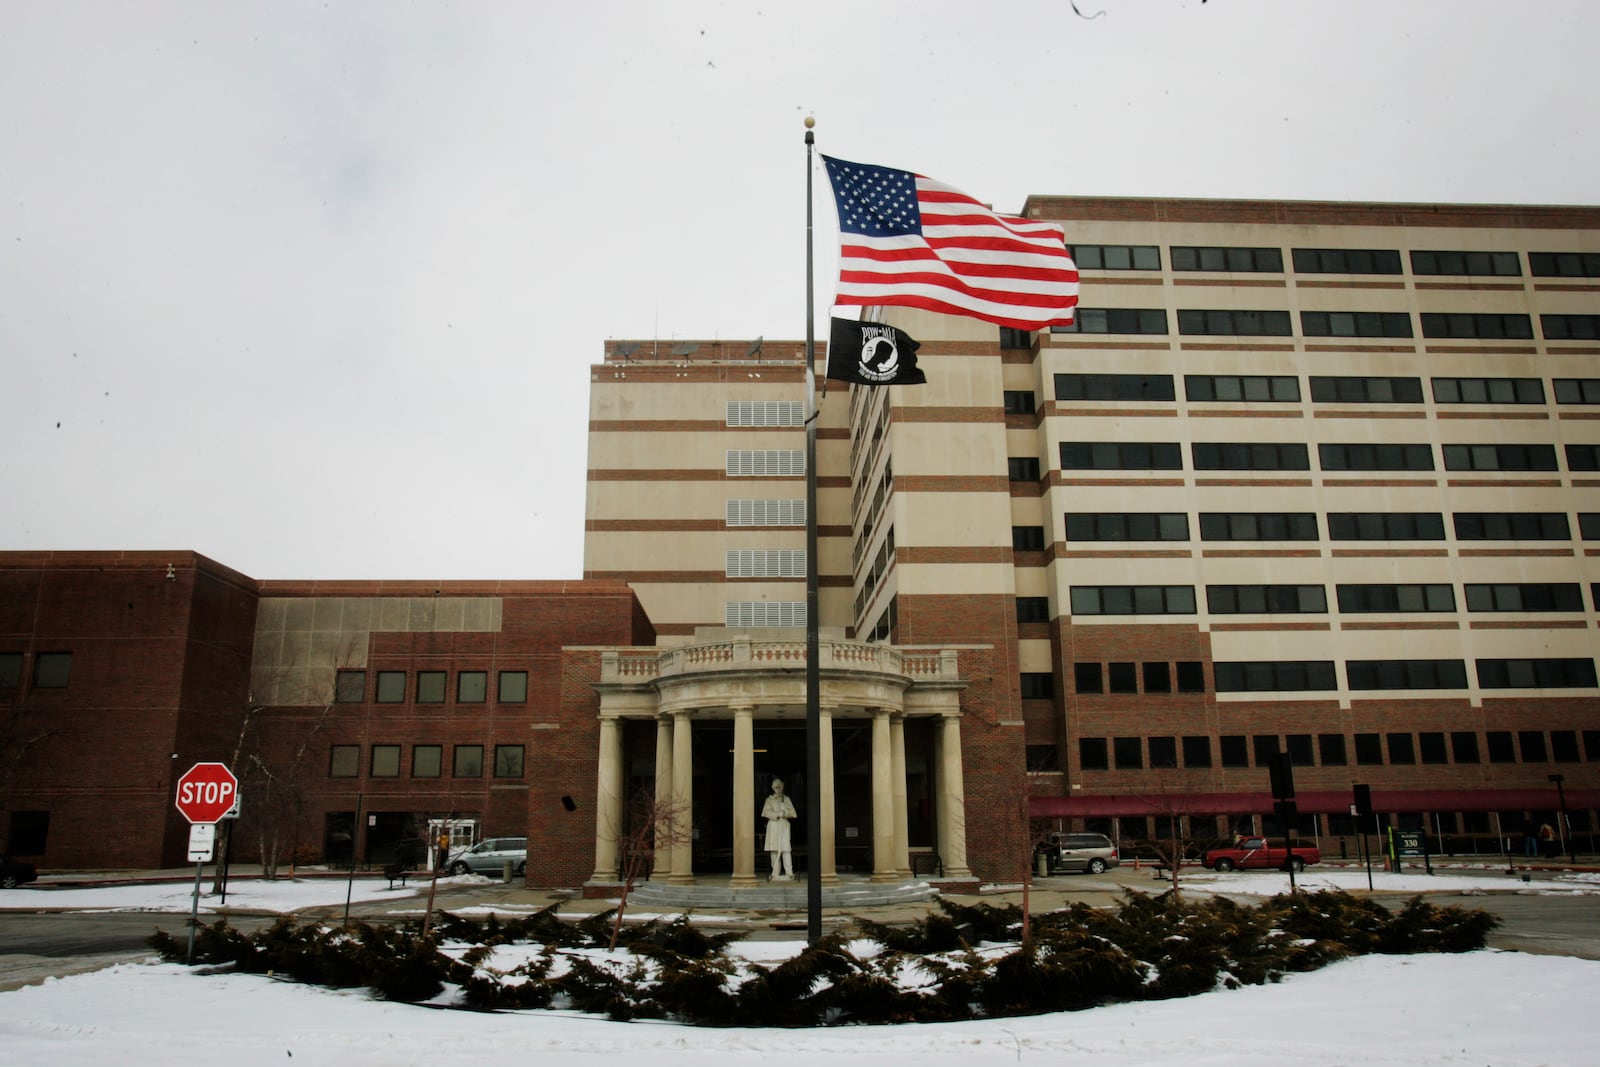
[1202, 837, 1320, 872]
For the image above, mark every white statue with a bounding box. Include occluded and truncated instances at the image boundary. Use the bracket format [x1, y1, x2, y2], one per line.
[762, 777, 798, 880]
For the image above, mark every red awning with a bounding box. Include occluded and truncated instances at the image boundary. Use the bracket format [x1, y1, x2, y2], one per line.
[1031, 787, 1600, 819]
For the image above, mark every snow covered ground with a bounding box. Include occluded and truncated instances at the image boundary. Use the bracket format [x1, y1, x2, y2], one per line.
[0, 870, 1596, 1066]
[1167, 864, 1600, 898]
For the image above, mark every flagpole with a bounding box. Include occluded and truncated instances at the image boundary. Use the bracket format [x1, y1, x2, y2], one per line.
[803, 116, 823, 944]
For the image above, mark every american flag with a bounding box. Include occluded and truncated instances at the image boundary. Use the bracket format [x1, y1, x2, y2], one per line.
[821, 155, 1078, 331]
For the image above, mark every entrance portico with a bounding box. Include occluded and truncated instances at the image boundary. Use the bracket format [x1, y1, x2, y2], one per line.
[587, 630, 974, 889]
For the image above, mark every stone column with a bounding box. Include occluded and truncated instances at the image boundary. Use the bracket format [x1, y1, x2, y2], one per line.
[730, 705, 757, 886]
[666, 710, 695, 884]
[870, 707, 897, 882]
[589, 716, 623, 883]
[818, 704, 839, 886]
[937, 712, 972, 879]
[891, 713, 911, 878]
[652, 715, 674, 880]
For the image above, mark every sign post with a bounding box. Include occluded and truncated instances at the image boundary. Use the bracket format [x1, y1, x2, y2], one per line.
[1268, 753, 1298, 893]
[1353, 783, 1375, 890]
[174, 762, 240, 964]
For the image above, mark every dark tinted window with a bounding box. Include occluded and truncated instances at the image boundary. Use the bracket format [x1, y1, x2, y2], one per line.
[1177, 309, 1294, 336]
[1292, 248, 1403, 274]
[1192, 442, 1309, 470]
[1172, 246, 1283, 272]
[1071, 244, 1161, 271]
[1420, 313, 1534, 340]
[1301, 311, 1413, 338]
[1055, 373, 1175, 401]
[1433, 378, 1545, 404]
[1184, 374, 1300, 402]
[1200, 513, 1319, 540]
[1058, 308, 1169, 334]
[1410, 250, 1521, 276]
[1453, 513, 1569, 540]
[1327, 513, 1446, 540]
[1060, 442, 1183, 470]
[1065, 513, 1190, 541]
[1309, 376, 1424, 403]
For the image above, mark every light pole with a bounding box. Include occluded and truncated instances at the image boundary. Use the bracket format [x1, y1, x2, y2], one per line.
[1548, 773, 1576, 864]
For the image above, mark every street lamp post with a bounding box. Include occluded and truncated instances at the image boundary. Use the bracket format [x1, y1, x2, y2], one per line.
[1548, 774, 1576, 865]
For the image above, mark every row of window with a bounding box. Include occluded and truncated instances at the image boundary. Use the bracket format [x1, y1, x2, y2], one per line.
[1035, 657, 1600, 697]
[1068, 244, 1598, 278]
[1052, 441, 1592, 473]
[1060, 511, 1595, 542]
[1067, 582, 1600, 617]
[0, 651, 71, 690]
[335, 669, 528, 705]
[328, 742, 524, 779]
[1023, 662, 1208, 697]
[1021, 582, 1597, 621]
[1053, 373, 1600, 407]
[1074, 728, 1600, 772]
[1059, 308, 1599, 340]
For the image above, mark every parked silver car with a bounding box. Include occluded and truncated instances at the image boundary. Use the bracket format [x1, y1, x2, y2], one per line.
[446, 836, 527, 877]
[1046, 832, 1120, 874]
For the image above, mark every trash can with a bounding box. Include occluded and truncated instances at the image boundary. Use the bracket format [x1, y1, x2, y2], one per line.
[1036, 852, 1050, 878]
[503, 859, 514, 884]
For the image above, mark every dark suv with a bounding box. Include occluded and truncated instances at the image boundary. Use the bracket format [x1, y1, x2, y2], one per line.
[1045, 832, 1120, 874]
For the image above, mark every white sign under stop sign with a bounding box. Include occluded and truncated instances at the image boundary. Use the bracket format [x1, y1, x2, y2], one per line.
[187, 823, 216, 862]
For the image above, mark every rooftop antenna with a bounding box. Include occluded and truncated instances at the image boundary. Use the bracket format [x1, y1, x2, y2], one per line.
[744, 336, 764, 362]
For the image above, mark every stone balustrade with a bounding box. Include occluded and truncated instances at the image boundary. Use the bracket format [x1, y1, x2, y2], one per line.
[599, 636, 961, 685]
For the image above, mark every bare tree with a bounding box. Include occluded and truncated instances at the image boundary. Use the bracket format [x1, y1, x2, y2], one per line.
[219, 640, 357, 881]
[608, 786, 692, 950]
[993, 774, 1059, 949]
[1136, 772, 1202, 898]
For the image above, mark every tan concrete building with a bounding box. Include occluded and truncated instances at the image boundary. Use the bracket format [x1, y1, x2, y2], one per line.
[584, 197, 1600, 862]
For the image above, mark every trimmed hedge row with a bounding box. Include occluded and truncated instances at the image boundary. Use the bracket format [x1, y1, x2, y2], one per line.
[149, 889, 1497, 1026]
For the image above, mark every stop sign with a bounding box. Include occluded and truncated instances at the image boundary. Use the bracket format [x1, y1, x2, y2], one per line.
[174, 762, 239, 824]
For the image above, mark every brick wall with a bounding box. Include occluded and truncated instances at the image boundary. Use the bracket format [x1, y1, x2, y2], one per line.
[895, 594, 1028, 882]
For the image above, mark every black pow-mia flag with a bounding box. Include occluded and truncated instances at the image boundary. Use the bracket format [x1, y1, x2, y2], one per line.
[825, 318, 926, 386]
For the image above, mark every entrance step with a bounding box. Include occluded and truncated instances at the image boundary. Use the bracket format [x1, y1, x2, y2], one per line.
[623, 876, 937, 911]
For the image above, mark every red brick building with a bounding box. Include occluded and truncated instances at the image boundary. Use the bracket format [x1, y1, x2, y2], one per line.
[0, 551, 654, 875]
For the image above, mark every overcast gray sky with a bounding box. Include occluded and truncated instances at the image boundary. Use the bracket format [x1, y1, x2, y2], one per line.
[4, 1, 1597, 581]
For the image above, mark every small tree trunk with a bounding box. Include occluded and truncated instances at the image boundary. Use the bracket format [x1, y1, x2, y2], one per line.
[1020, 865, 1032, 949]
[610, 854, 639, 951]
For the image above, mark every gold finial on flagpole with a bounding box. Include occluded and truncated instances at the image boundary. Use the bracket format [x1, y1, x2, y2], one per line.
[804, 115, 815, 129]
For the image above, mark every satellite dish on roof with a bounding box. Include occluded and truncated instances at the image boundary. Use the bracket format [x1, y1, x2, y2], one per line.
[616, 343, 640, 359]
[671, 343, 699, 359]
[744, 336, 763, 360]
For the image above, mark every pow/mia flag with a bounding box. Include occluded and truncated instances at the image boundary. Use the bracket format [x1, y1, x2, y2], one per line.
[825, 318, 925, 387]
